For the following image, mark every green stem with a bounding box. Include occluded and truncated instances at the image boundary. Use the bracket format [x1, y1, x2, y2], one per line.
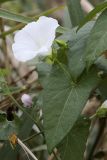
[23, 132, 43, 142]
[3, 81, 43, 133]
[55, 59, 75, 86]
[55, 59, 71, 79]
[10, 95, 33, 120]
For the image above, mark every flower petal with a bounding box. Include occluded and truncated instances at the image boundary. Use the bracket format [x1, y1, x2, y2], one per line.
[12, 42, 38, 62]
[12, 28, 39, 62]
[37, 46, 52, 56]
[21, 94, 32, 107]
[12, 16, 59, 62]
[36, 16, 59, 49]
[22, 16, 59, 50]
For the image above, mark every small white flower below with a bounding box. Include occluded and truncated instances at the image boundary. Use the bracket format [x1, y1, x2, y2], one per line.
[21, 94, 32, 107]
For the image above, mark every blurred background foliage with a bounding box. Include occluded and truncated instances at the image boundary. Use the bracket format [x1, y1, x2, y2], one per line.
[0, 0, 106, 160]
[1, 0, 105, 28]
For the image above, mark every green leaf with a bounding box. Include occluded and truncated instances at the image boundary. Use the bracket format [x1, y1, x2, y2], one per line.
[38, 5, 64, 17]
[99, 78, 107, 101]
[68, 22, 94, 79]
[55, 41, 68, 65]
[78, 1, 107, 31]
[58, 117, 90, 160]
[0, 113, 20, 140]
[56, 26, 70, 34]
[95, 55, 107, 73]
[0, 0, 14, 3]
[67, 0, 84, 27]
[36, 63, 52, 86]
[96, 108, 107, 118]
[18, 108, 37, 139]
[0, 8, 32, 23]
[0, 111, 6, 122]
[39, 65, 100, 152]
[0, 142, 18, 160]
[0, 108, 39, 159]
[58, 21, 94, 79]
[85, 9, 107, 68]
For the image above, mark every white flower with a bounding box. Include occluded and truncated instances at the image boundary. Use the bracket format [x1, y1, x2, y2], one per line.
[101, 100, 107, 109]
[12, 16, 59, 62]
[21, 94, 32, 107]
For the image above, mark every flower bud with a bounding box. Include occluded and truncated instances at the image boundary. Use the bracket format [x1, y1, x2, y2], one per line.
[55, 39, 68, 48]
[80, 0, 94, 13]
[21, 94, 32, 107]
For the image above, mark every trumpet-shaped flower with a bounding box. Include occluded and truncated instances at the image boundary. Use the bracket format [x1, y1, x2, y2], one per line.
[12, 16, 59, 62]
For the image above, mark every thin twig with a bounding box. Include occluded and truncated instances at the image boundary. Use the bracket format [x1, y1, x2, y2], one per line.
[18, 138, 38, 160]
[23, 132, 43, 142]
[48, 149, 60, 160]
